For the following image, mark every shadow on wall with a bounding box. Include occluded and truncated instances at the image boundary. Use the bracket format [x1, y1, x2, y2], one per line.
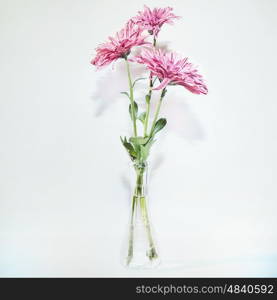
[90, 60, 146, 116]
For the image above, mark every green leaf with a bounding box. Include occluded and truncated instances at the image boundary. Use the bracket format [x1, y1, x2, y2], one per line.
[138, 112, 146, 124]
[153, 118, 167, 135]
[129, 136, 149, 146]
[129, 101, 138, 120]
[125, 143, 137, 158]
[140, 145, 148, 161]
[120, 92, 130, 99]
[120, 136, 137, 160]
[132, 77, 146, 88]
[132, 136, 149, 161]
[139, 138, 155, 161]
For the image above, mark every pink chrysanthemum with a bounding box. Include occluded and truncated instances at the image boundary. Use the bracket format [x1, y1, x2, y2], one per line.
[134, 48, 208, 94]
[131, 5, 180, 38]
[91, 21, 149, 68]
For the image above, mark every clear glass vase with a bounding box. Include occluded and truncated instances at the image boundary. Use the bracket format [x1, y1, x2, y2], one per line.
[122, 160, 160, 268]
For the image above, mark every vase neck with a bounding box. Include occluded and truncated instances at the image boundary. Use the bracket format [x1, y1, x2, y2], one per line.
[133, 161, 148, 197]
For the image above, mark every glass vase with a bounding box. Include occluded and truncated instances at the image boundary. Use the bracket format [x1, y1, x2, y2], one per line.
[122, 160, 160, 268]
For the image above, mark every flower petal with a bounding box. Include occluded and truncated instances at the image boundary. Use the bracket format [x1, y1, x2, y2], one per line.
[152, 78, 171, 90]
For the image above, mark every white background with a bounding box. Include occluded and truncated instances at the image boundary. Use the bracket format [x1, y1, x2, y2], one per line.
[0, 0, 277, 277]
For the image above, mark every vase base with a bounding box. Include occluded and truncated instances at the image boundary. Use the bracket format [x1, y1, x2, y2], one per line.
[123, 256, 161, 269]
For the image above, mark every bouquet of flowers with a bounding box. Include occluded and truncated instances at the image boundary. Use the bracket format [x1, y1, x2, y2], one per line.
[91, 5, 208, 268]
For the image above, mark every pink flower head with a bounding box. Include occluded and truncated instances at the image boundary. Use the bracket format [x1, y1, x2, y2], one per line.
[131, 5, 180, 38]
[134, 48, 208, 95]
[91, 21, 149, 68]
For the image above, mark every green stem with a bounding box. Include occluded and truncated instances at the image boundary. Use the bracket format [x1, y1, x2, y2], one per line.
[126, 166, 143, 265]
[144, 36, 157, 138]
[126, 195, 136, 265]
[140, 196, 158, 260]
[143, 81, 152, 137]
[149, 88, 166, 137]
[125, 58, 137, 137]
